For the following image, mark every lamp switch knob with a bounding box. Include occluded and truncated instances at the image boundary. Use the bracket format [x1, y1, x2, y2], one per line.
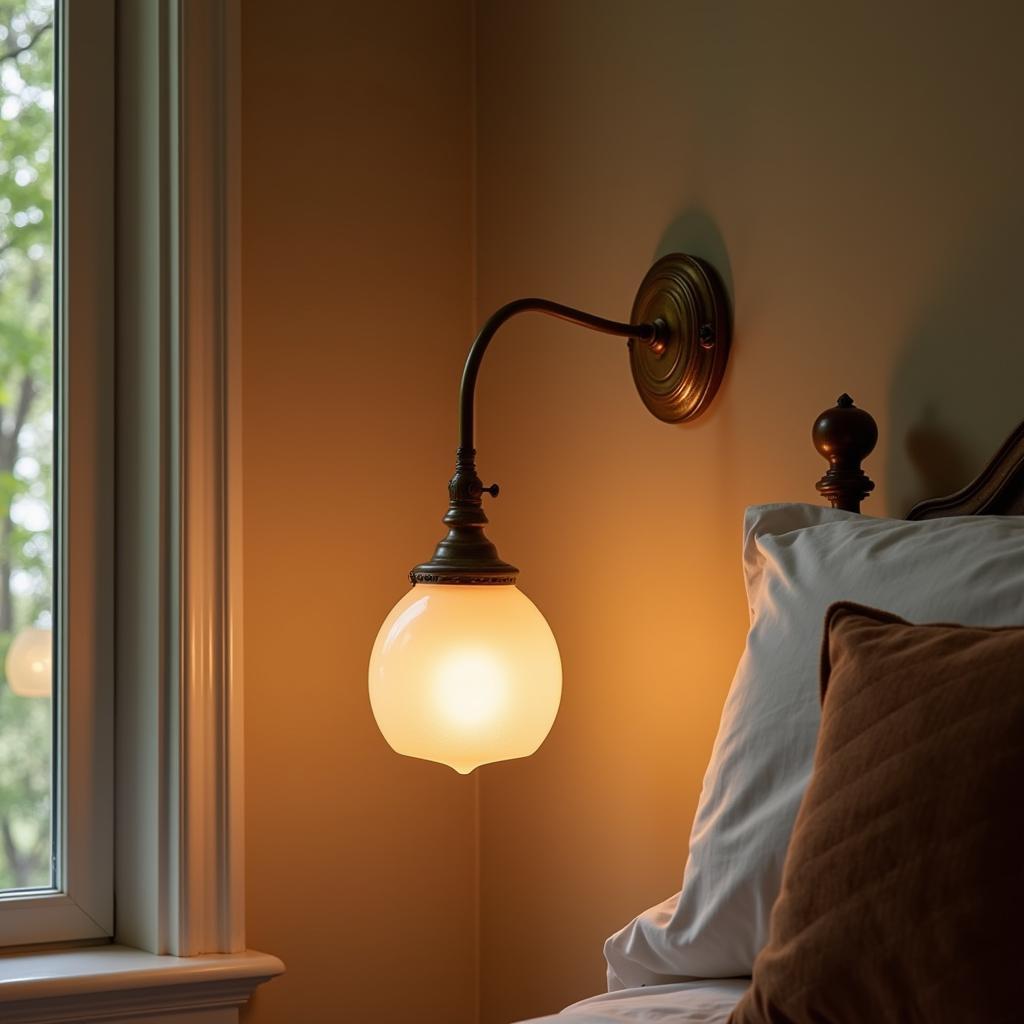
[483, 483, 500, 498]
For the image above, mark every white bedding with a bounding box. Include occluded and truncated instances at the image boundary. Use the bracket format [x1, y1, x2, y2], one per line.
[516, 979, 748, 1023]
[606, 507, 1024, 988]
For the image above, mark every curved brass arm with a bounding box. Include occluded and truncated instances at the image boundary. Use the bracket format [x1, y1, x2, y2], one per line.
[409, 299, 662, 586]
[459, 298, 662, 451]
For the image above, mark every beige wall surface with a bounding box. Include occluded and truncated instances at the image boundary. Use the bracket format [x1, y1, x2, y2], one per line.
[240, 2, 478, 1022]
[241, 1, 1024, 1022]
[474, 2, 1024, 1021]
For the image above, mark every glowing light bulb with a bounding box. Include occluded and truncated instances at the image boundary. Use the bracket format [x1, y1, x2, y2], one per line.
[5, 626, 52, 698]
[369, 584, 561, 774]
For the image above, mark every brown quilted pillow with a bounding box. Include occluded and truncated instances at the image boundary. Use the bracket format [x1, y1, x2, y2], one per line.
[730, 602, 1024, 1024]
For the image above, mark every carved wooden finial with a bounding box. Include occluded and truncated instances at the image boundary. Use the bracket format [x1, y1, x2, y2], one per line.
[812, 395, 878, 513]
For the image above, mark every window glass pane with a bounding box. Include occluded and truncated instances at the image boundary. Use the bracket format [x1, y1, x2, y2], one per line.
[0, 0, 54, 892]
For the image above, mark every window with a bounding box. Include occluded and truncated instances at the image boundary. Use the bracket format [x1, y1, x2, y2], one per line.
[0, 0, 55, 896]
[0, 2, 278, 1009]
[0, 2, 258, 994]
[0, 0, 113, 946]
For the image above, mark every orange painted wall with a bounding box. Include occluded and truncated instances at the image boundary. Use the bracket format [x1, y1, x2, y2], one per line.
[473, 2, 1024, 1021]
[241, 2, 1024, 1022]
[240, 3, 478, 1021]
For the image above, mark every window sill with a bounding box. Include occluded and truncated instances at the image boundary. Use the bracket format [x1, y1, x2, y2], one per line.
[0, 944, 284, 1023]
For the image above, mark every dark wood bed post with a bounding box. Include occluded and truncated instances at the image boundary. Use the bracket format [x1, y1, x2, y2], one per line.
[812, 394, 878, 513]
[812, 395, 1024, 518]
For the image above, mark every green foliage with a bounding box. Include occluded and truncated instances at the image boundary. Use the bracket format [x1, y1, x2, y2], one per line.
[0, 0, 53, 891]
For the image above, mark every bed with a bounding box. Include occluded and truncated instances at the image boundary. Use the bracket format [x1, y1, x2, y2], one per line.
[515, 396, 1024, 1024]
[522, 979, 750, 1023]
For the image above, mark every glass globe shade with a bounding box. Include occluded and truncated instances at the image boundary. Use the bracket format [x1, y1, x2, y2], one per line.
[369, 584, 561, 774]
[6, 626, 52, 698]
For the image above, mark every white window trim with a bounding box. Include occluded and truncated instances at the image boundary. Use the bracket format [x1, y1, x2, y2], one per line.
[115, 0, 259, 961]
[0, 946, 281, 1023]
[115, 0, 248, 957]
[0, 0, 116, 948]
[3, 0, 283, 1017]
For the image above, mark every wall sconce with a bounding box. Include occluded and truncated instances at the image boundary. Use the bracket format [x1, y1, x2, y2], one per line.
[369, 254, 731, 773]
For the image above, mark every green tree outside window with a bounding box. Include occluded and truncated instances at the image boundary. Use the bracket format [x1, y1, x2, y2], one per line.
[0, 0, 54, 891]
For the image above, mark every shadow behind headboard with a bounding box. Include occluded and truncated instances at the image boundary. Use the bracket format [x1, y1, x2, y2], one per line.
[812, 395, 1024, 519]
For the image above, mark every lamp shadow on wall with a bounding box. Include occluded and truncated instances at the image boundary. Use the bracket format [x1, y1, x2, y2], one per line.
[887, 215, 1024, 513]
[655, 208, 734, 302]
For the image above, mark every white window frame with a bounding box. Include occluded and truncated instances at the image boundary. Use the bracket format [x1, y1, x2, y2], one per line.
[114, 0, 247, 957]
[0, 1, 282, 1018]
[0, 0, 115, 948]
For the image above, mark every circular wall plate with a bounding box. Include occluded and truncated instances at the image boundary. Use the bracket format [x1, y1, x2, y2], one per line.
[628, 253, 731, 423]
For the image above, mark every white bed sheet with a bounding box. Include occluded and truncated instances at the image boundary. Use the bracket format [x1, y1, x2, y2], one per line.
[516, 979, 749, 1023]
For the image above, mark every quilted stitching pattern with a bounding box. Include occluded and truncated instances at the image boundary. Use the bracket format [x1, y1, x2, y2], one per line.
[730, 603, 1024, 1024]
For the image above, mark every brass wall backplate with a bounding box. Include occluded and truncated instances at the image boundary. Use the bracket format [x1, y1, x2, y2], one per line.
[628, 253, 731, 423]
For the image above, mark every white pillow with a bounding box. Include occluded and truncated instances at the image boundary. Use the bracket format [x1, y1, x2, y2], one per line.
[605, 503, 1024, 989]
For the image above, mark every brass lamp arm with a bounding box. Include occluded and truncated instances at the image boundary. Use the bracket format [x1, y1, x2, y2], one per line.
[459, 297, 663, 453]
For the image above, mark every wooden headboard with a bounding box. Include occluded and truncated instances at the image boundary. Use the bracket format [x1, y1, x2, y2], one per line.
[812, 395, 1024, 519]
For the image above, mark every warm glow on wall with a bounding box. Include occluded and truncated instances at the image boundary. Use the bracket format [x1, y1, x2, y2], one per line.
[369, 584, 561, 774]
[368, 254, 730, 773]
